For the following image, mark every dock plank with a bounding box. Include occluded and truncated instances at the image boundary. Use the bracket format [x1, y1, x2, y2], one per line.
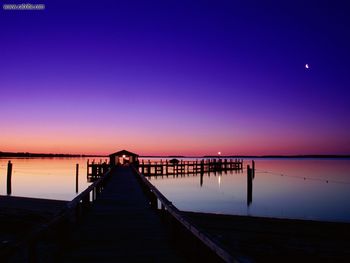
[61, 166, 188, 262]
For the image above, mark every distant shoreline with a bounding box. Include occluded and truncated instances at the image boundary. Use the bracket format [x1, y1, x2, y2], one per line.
[203, 154, 350, 159]
[142, 154, 350, 159]
[0, 152, 105, 158]
[1, 151, 349, 159]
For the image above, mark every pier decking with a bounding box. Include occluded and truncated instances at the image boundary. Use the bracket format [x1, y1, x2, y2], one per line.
[62, 166, 188, 262]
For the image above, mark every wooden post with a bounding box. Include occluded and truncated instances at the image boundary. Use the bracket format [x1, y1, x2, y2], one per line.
[7, 161, 12, 195]
[92, 187, 96, 201]
[150, 191, 157, 209]
[76, 163, 79, 193]
[87, 159, 89, 175]
[247, 165, 253, 206]
[83, 194, 90, 212]
[92, 165, 97, 178]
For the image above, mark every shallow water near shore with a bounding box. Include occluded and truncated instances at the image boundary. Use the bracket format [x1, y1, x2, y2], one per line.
[1, 157, 350, 222]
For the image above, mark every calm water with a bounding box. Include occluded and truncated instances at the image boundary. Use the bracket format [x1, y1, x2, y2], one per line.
[147, 158, 350, 222]
[1, 157, 350, 222]
[0, 157, 99, 200]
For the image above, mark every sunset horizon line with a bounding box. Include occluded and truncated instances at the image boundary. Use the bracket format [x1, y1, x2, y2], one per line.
[1, 150, 350, 158]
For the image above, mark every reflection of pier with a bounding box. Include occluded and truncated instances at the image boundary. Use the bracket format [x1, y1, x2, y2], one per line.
[147, 166, 244, 188]
[139, 158, 243, 176]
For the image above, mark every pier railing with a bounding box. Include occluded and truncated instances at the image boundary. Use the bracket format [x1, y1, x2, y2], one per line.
[86, 159, 109, 182]
[134, 167, 240, 263]
[1, 168, 112, 262]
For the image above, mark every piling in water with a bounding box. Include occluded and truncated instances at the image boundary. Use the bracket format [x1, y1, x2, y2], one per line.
[76, 163, 79, 193]
[247, 165, 253, 206]
[7, 161, 13, 195]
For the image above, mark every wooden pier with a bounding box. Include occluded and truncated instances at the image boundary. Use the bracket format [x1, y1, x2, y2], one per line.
[86, 159, 109, 182]
[62, 166, 190, 262]
[87, 158, 243, 180]
[2, 165, 240, 262]
[2, 158, 350, 262]
[139, 158, 243, 176]
[3, 153, 350, 262]
[62, 166, 238, 262]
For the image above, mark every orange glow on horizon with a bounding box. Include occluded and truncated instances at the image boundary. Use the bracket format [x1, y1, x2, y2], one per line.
[1, 122, 349, 156]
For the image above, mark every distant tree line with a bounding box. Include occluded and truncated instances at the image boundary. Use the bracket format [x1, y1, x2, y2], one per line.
[0, 152, 105, 158]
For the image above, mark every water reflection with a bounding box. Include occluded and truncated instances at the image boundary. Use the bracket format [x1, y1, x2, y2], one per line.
[147, 158, 350, 223]
[0, 157, 92, 200]
[1, 157, 350, 222]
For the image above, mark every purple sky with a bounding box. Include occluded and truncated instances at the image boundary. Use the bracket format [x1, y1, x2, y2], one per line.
[1, 0, 349, 155]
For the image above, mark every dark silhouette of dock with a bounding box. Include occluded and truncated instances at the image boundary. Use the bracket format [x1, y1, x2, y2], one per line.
[2, 151, 240, 262]
[139, 159, 243, 176]
[2, 151, 349, 262]
[0, 196, 67, 250]
[86, 156, 243, 181]
[61, 166, 188, 262]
